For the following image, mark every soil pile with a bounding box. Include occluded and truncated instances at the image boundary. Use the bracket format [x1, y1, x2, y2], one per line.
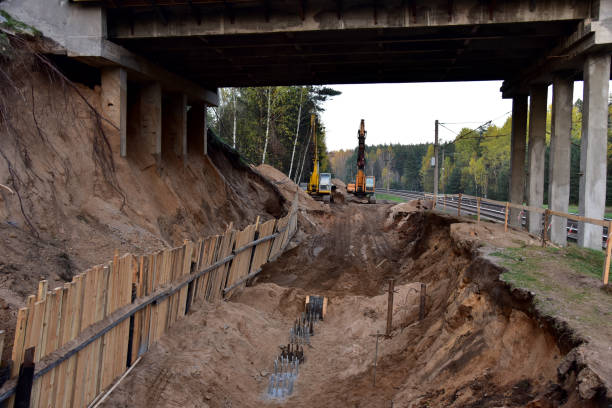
[256, 164, 325, 212]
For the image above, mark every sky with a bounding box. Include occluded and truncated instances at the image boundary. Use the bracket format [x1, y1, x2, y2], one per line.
[321, 81, 586, 151]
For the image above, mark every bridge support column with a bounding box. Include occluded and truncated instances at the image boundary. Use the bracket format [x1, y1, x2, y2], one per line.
[101, 67, 127, 157]
[163, 93, 188, 159]
[527, 85, 548, 235]
[548, 75, 574, 246]
[187, 102, 206, 156]
[509, 94, 528, 226]
[578, 54, 610, 249]
[140, 82, 162, 166]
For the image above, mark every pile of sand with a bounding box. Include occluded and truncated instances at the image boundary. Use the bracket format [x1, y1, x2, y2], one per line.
[256, 165, 327, 211]
[384, 199, 432, 228]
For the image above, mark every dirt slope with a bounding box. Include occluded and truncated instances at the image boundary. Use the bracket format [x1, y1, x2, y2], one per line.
[0, 45, 285, 358]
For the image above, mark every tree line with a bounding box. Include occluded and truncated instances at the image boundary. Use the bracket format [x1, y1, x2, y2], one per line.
[208, 86, 340, 182]
[330, 99, 612, 206]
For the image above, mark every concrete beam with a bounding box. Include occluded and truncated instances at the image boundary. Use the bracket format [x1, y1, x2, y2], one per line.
[578, 53, 611, 249]
[100, 67, 127, 157]
[548, 75, 574, 246]
[509, 94, 528, 226]
[526, 84, 548, 236]
[140, 82, 162, 160]
[109, 1, 591, 39]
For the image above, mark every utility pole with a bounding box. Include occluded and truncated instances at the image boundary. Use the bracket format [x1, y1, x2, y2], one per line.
[433, 120, 439, 207]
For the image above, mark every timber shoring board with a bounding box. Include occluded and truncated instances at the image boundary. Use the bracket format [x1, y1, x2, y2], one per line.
[3, 202, 299, 406]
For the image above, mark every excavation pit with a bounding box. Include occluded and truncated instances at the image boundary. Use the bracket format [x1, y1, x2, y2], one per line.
[99, 205, 602, 408]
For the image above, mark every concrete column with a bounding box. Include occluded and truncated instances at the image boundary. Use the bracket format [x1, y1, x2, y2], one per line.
[578, 54, 611, 249]
[526, 85, 548, 235]
[140, 82, 162, 157]
[509, 95, 528, 226]
[548, 75, 574, 246]
[187, 102, 206, 155]
[100, 67, 127, 157]
[163, 93, 188, 158]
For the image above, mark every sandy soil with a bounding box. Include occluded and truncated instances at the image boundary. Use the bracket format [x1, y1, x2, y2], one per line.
[0, 51, 286, 360]
[101, 202, 593, 407]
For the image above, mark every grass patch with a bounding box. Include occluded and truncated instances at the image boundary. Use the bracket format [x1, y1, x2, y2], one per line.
[376, 193, 406, 203]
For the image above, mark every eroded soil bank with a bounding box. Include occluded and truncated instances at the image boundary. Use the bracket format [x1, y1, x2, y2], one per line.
[101, 203, 605, 407]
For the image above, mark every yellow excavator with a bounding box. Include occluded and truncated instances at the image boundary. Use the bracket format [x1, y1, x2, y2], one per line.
[307, 114, 334, 203]
[347, 119, 376, 203]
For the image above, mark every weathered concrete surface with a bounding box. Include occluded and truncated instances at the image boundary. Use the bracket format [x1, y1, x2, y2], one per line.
[162, 94, 187, 159]
[578, 54, 611, 249]
[101, 67, 127, 157]
[187, 102, 206, 156]
[140, 82, 162, 159]
[509, 95, 527, 227]
[548, 76, 573, 247]
[527, 85, 548, 236]
[109, 1, 591, 38]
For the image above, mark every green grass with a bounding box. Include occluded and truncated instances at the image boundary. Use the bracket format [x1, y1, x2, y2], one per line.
[376, 193, 406, 203]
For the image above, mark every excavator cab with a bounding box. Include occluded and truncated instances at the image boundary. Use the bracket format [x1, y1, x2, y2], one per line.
[365, 176, 375, 193]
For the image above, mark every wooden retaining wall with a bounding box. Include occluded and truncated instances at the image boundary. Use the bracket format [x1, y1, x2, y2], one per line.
[1, 194, 299, 407]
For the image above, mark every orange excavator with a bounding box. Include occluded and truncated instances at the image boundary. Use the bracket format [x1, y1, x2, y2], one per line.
[347, 119, 376, 203]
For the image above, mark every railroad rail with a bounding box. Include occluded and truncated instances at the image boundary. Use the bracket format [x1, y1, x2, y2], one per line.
[379, 189, 609, 247]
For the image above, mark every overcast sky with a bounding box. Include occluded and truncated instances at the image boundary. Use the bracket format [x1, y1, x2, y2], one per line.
[321, 81, 587, 151]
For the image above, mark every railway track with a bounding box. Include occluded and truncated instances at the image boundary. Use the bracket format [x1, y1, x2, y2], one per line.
[379, 189, 609, 247]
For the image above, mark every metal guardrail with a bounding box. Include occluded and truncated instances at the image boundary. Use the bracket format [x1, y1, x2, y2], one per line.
[379, 189, 609, 246]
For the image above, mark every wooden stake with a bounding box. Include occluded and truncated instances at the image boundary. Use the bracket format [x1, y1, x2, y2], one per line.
[477, 197, 481, 224]
[542, 209, 550, 246]
[419, 283, 426, 321]
[385, 279, 394, 337]
[504, 202, 509, 232]
[603, 220, 612, 285]
[457, 193, 462, 217]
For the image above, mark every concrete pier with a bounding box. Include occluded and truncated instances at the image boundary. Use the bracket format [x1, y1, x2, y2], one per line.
[527, 85, 548, 235]
[187, 102, 206, 156]
[509, 95, 528, 226]
[140, 82, 162, 160]
[548, 76, 573, 246]
[100, 67, 127, 157]
[578, 54, 611, 249]
[162, 93, 188, 159]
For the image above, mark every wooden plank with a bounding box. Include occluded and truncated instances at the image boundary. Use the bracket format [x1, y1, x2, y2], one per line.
[33, 290, 55, 408]
[93, 265, 110, 398]
[71, 269, 96, 407]
[39, 288, 63, 408]
[10, 307, 28, 381]
[28, 296, 47, 408]
[52, 284, 71, 408]
[63, 274, 84, 408]
[37, 281, 48, 302]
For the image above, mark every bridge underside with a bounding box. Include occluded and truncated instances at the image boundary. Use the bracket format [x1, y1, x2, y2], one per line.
[113, 21, 578, 88]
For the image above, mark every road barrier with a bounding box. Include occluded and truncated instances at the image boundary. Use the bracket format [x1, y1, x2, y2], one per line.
[0, 193, 299, 408]
[381, 189, 611, 286]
